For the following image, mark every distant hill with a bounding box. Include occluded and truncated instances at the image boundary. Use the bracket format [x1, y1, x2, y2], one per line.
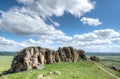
[0, 51, 16, 56]
[87, 52, 120, 56]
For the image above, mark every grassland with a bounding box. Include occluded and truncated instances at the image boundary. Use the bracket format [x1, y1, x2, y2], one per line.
[0, 55, 117, 79]
[0, 56, 13, 73]
[98, 56, 120, 77]
[98, 56, 120, 67]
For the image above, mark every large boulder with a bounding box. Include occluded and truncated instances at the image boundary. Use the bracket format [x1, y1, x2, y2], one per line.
[90, 56, 100, 62]
[2, 46, 87, 74]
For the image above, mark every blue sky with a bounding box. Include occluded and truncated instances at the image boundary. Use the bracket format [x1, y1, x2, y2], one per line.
[0, 0, 120, 52]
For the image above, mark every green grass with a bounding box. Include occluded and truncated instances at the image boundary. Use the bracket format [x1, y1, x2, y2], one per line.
[0, 55, 116, 79]
[98, 56, 120, 77]
[98, 56, 120, 67]
[0, 56, 13, 73]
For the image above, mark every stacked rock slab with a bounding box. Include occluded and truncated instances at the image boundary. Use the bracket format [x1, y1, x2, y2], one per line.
[9, 46, 87, 73]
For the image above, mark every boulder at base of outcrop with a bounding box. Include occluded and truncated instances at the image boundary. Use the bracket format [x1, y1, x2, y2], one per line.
[1, 46, 87, 75]
[90, 56, 100, 62]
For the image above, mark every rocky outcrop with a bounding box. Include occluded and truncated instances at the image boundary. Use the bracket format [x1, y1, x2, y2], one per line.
[90, 56, 100, 62]
[77, 49, 87, 60]
[2, 46, 87, 74]
[110, 66, 120, 72]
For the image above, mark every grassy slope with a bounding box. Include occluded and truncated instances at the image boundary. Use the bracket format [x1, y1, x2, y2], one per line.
[98, 56, 120, 77]
[0, 56, 116, 79]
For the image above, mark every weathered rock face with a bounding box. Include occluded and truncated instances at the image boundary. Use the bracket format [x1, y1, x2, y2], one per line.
[77, 49, 87, 60]
[8, 46, 87, 73]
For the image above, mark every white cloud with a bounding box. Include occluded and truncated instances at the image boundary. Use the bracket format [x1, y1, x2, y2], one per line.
[73, 29, 119, 42]
[110, 38, 120, 42]
[0, 10, 64, 36]
[48, 18, 60, 27]
[73, 29, 120, 42]
[0, 37, 15, 45]
[84, 45, 120, 52]
[80, 17, 102, 26]
[58, 29, 120, 52]
[25, 39, 53, 45]
[93, 29, 120, 38]
[0, 37, 54, 51]
[0, 37, 25, 51]
[0, 0, 95, 47]
[0, 37, 20, 46]
[17, 0, 95, 18]
[0, 29, 120, 52]
[0, 0, 120, 52]
[73, 33, 97, 41]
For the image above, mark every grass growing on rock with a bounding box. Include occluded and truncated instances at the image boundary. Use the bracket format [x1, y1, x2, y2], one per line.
[0, 56, 116, 79]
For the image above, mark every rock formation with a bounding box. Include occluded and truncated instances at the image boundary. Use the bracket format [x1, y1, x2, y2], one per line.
[110, 66, 120, 72]
[2, 46, 87, 74]
[90, 56, 100, 62]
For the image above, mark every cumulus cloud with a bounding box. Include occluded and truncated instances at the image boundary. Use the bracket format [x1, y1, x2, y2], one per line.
[23, 29, 120, 52]
[93, 29, 119, 38]
[25, 39, 53, 46]
[17, 0, 95, 18]
[0, 37, 25, 51]
[80, 17, 102, 26]
[74, 29, 120, 42]
[58, 29, 120, 52]
[84, 45, 120, 52]
[0, 0, 120, 52]
[0, 0, 95, 46]
[0, 29, 120, 52]
[0, 37, 23, 46]
[48, 18, 60, 27]
[73, 29, 119, 42]
[0, 37, 16, 45]
[0, 37, 54, 51]
[73, 33, 97, 41]
[0, 10, 64, 36]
